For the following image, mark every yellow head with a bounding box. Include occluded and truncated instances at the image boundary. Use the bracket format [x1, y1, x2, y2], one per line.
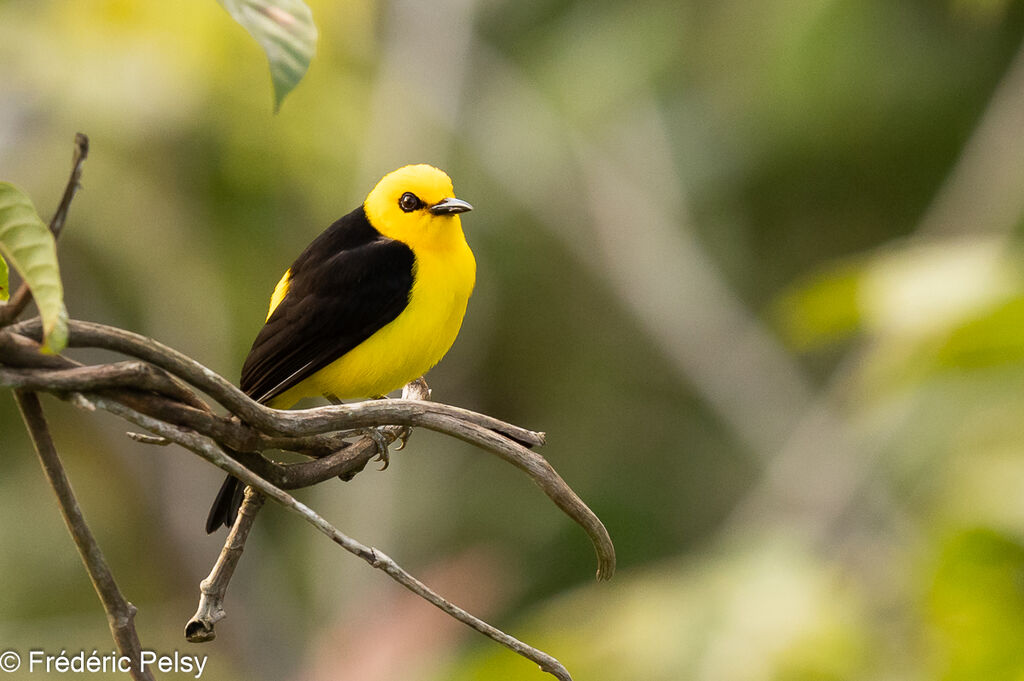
[363, 164, 473, 251]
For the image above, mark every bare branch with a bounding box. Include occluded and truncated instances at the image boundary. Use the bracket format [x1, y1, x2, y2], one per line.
[0, 322, 78, 368]
[0, 286, 32, 327]
[2, 319, 613, 579]
[50, 133, 89, 239]
[1, 131, 604, 680]
[0, 360, 207, 406]
[89, 394, 575, 681]
[394, 408, 615, 581]
[185, 380, 432, 642]
[0, 334, 395, 487]
[8, 318, 545, 446]
[3, 137, 154, 676]
[14, 391, 154, 681]
[2, 320, 613, 579]
[0, 331, 212, 412]
[127, 432, 170, 445]
[185, 487, 265, 642]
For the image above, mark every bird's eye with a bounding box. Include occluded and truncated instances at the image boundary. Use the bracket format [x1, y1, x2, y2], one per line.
[398, 192, 422, 213]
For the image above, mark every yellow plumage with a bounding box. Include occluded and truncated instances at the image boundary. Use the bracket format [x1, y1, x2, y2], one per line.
[266, 269, 291, 321]
[268, 164, 475, 407]
[208, 164, 476, 531]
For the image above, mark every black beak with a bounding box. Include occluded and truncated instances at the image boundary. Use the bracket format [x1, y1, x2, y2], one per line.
[429, 197, 473, 215]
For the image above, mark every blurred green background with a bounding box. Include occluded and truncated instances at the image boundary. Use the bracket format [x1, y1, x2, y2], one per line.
[4, 0, 1024, 679]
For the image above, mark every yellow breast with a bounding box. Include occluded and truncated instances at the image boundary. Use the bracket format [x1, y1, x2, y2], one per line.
[270, 234, 476, 406]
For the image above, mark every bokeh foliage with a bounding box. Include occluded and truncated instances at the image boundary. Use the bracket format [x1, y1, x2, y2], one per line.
[3, 0, 1024, 679]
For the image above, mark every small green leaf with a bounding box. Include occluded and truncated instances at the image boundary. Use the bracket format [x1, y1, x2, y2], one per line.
[0, 254, 8, 302]
[0, 183, 68, 354]
[217, 0, 318, 110]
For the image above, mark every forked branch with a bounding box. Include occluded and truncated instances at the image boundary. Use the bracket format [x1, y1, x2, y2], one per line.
[0, 133, 615, 681]
[90, 393, 575, 681]
[4, 318, 615, 580]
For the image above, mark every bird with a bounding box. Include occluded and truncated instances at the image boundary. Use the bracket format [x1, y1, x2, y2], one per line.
[206, 164, 476, 532]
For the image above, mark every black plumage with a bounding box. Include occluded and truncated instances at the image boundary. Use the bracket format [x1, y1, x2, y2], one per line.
[240, 205, 415, 404]
[206, 206, 416, 532]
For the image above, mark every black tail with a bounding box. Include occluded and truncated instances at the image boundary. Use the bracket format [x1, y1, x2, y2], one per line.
[205, 474, 245, 533]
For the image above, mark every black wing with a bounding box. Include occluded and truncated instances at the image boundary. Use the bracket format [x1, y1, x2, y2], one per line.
[240, 207, 415, 404]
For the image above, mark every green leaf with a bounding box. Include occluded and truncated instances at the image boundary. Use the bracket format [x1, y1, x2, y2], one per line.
[0, 183, 68, 354]
[0, 254, 7, 302]
[217, 0, 318, 110]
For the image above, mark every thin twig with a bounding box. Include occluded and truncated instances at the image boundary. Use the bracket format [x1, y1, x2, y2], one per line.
[89, 395, 575, 681]
[0, 337, 390, 484]
[0, 286, 32, 326]
[0, 330, 211, 412]
[8, 318, 545, 446]
[127, 432, 170, 445]
[14, 391, 154, 681]
[2, 131, 598, 678]
[185, 487, 265, 642]
[50, 133, 89, 239]
[1, 321, 614, 579]
[5, 134, 154, 681]
[184, 379, 432, 641]
[1, 320, 614, 579]
[0, 360, 210, 407]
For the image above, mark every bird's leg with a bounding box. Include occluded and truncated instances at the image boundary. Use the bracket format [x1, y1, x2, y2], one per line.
[364, 426, 392, 470]
[373, 394, 413, 451]
[325, 393, 394, 469]
[394, 426, 412, 451]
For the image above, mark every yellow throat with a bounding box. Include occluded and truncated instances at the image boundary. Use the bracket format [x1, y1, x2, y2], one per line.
[270, 165, 477, 406]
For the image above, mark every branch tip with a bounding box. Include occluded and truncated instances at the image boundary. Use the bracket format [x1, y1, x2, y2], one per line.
[127, 432, 170, 446]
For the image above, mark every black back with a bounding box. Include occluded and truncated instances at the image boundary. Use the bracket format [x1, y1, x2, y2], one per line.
[239, 205, 416, 404]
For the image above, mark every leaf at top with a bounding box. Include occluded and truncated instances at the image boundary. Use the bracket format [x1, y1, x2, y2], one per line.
[217, 0, 318, 110]
[0, 253, 7, 302]
[0, 183, 67, 354]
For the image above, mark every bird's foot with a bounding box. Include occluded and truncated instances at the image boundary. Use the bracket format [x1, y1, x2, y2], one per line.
[394, 425, 412, 451]
[369, 393, 412, 453]
[360, 427, 392, 470]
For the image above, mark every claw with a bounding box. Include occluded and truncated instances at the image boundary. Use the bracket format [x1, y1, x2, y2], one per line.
[363, 427, 391, 470]
[395, 426, 412, 451]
